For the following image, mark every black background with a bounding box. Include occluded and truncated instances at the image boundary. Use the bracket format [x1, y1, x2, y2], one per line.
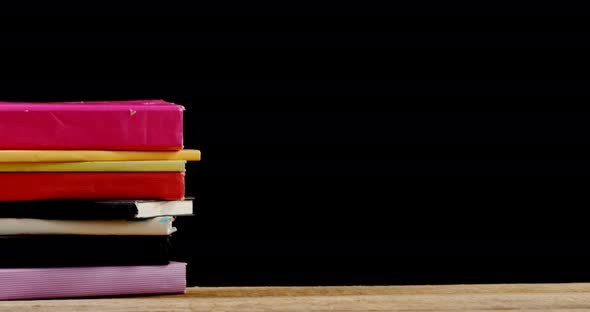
[2, 4, 590, 286]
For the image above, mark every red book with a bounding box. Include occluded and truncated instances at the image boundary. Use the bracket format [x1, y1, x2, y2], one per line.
[0, 172, 185, 201]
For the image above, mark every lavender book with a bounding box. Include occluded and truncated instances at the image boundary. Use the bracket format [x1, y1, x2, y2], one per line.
[0, 262, 186, 300]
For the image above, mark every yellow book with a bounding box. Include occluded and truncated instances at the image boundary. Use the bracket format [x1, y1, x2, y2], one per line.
[0, 149, 200, 163]
[0, 160, 186, 172]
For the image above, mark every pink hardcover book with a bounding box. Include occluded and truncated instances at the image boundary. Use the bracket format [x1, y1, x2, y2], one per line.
[0, 100, 184, 150]
[0, 262, 186, 300]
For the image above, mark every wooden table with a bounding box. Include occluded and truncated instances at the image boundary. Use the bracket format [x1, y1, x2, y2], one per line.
[3, 284, 590, 311]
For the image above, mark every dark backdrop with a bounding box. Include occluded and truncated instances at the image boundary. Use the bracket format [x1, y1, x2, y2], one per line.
[2, 7, 590, 286]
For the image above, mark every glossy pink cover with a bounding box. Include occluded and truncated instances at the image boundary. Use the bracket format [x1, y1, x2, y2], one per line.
[0, 100, 184, 150]
[0, 262, 186, 300]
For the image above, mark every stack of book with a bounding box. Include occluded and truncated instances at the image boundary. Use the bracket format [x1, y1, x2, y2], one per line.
[0, 100, 200, 300]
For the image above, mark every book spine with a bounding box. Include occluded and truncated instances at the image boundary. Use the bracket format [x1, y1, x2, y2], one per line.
[0, 172, 185, 201]
[0, 235, 170, 268]
[0, 217, 175, 235]
[0, 149, 201, 163]
[0, 160, 186, 172]
[0, 105, 183, 150]
[0, 201, 139, 219]
[0, 262, 186, 300]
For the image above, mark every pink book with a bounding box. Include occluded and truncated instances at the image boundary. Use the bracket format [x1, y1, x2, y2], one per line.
[0, 262, 186, 300]
[0, 100, 184, 150]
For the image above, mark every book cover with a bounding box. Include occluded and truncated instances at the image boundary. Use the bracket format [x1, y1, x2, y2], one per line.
[0, 100, 184, 150]
[0, 199, 193, 219]
[0, 262, 186, 300]
[0, 172, 185, 201]
[0, 216, 176, 235]
[0, 149, 200, 163]
[0, 160, 186, 172]
[0, 235, 171, 268]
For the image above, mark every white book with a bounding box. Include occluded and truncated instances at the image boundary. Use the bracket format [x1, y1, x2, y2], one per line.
[134, 200, 193, 218]
[0, 216, 176, 235]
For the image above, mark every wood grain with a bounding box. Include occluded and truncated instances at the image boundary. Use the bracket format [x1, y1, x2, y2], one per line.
[3, 284, 590, 311]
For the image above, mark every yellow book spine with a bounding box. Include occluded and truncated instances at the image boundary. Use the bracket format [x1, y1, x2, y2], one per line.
[0, 161, 187, 172]
[0, 149, 201, 163]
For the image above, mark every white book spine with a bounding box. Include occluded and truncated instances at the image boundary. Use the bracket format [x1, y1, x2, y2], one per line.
[0, 217, 176, 235]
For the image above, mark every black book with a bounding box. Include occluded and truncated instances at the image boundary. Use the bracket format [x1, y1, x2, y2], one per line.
[0, 199, 193, 220]
[0, 235, 171, 268]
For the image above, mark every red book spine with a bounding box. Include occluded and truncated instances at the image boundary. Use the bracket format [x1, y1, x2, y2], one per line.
[0, 172, 185, 201]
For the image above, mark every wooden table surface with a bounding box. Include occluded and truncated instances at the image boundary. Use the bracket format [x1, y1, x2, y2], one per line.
[3, 283, 590, 311]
